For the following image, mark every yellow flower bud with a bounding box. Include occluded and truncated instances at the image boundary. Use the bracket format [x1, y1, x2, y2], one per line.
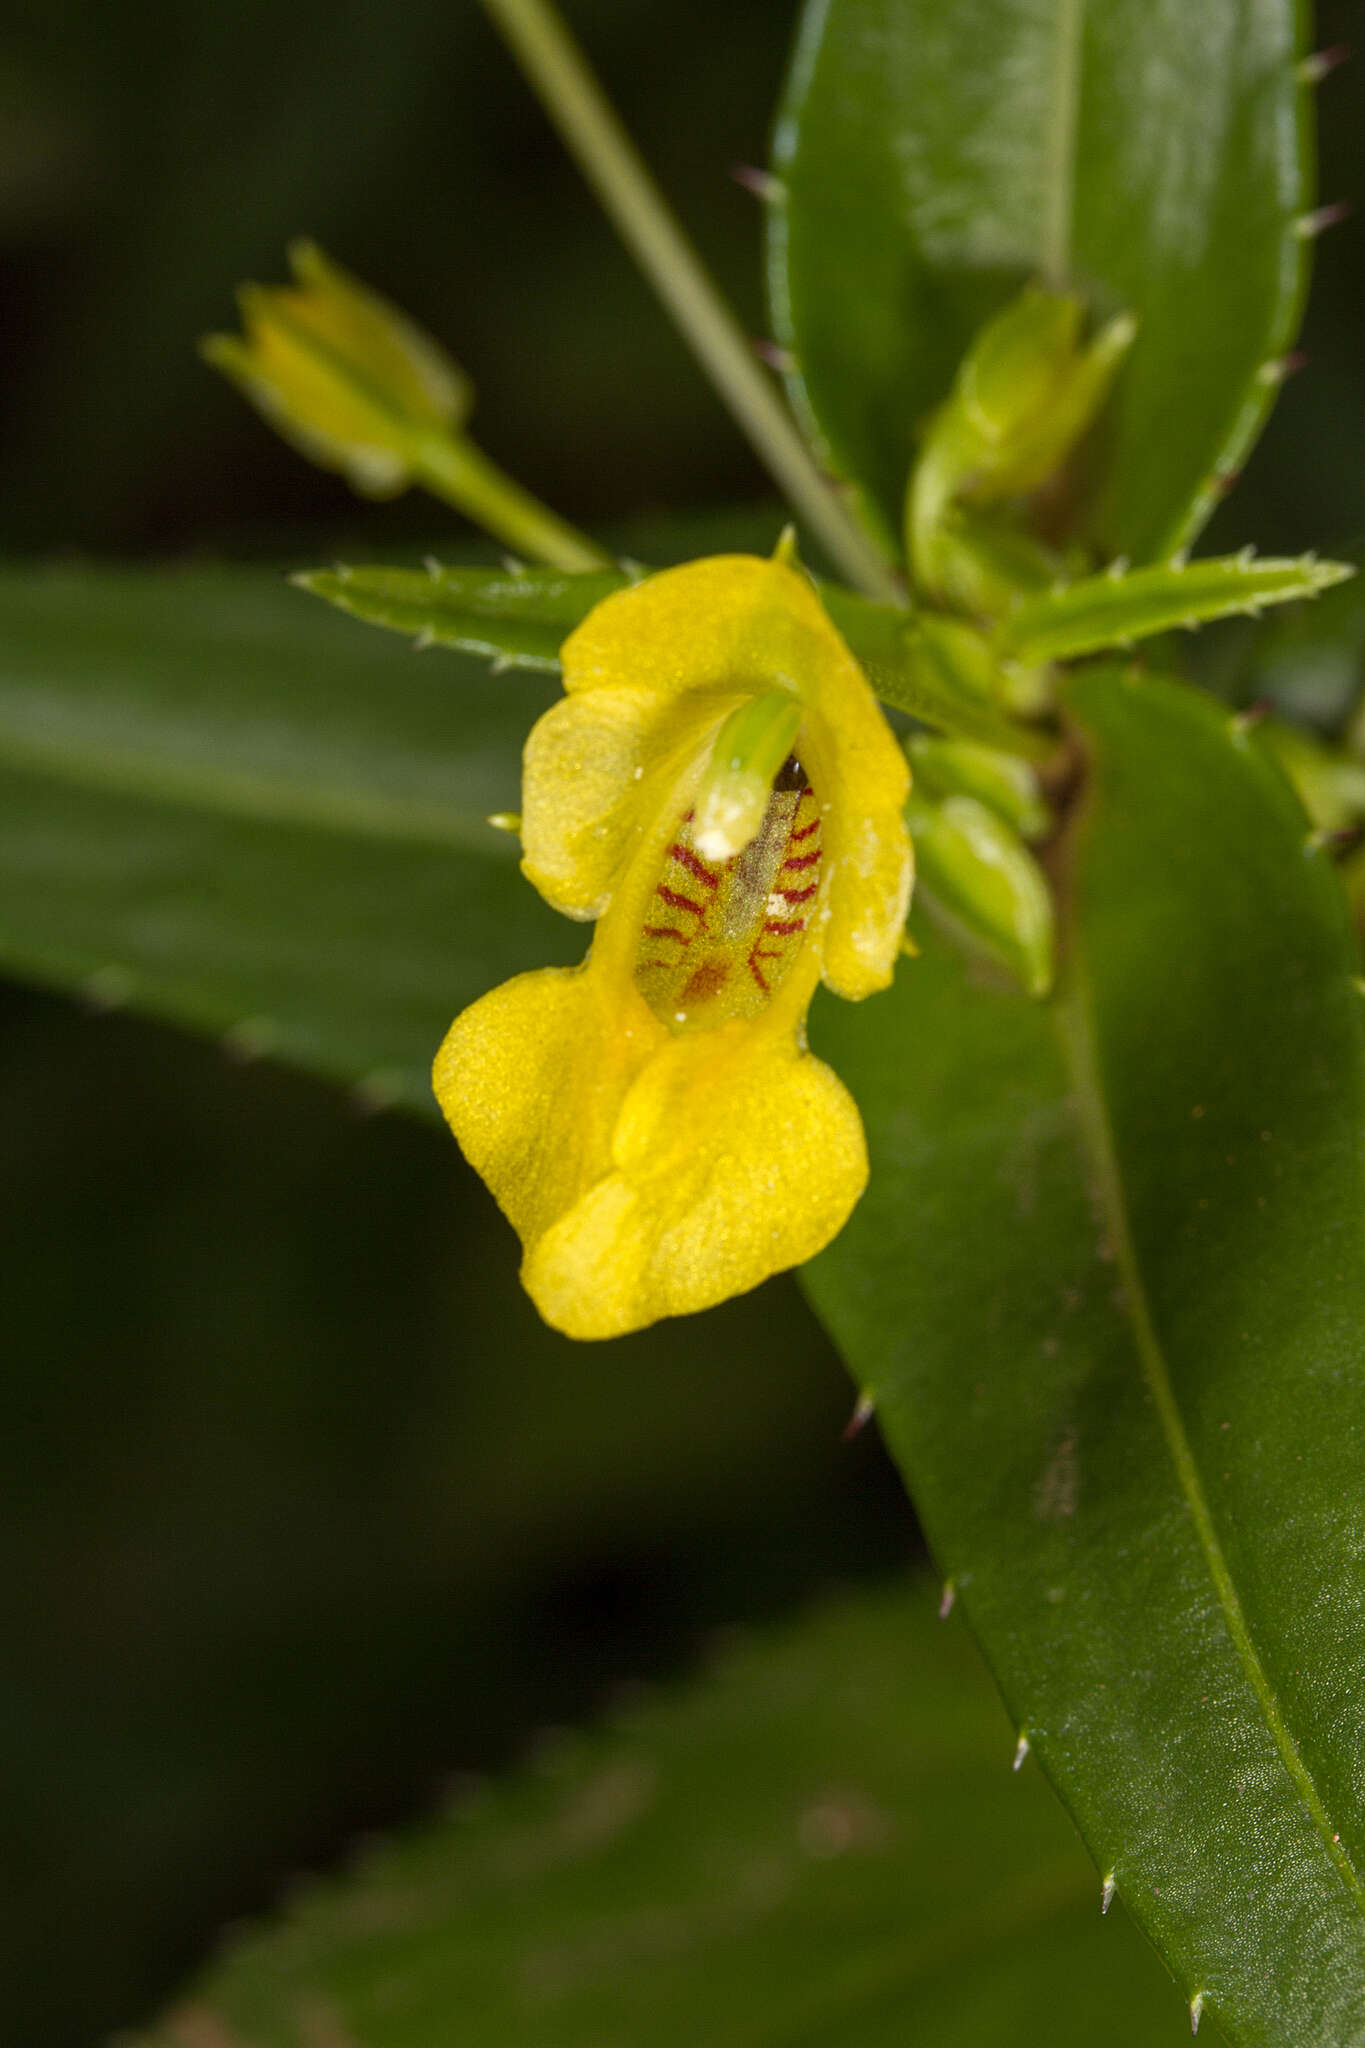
[201, 240, 470, 497]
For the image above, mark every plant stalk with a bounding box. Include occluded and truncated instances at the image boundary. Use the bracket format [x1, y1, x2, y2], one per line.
[480, 0, 904, 605]
[413, 433, 610, 571]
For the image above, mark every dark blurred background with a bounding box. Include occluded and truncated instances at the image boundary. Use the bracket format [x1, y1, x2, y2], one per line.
[0, 2, 1361, 2042]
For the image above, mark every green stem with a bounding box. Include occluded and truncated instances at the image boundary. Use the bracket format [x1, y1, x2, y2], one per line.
[412, 433, 610, 571]
[480, 0, 904, 606]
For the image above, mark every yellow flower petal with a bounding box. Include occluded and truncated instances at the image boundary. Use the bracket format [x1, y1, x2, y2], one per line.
[805, 696, 913, 999]
[520, 684, 724, 920]
[523, 1019, 868, 1340]
[560, 554, 819, 701]
[432, 961, 665, 1248]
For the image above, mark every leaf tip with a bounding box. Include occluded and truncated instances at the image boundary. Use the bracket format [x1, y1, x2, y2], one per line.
[937, 1579, 956, 1621]
[1100, 1872, 1116, 1915]
[1012, 1730, 1031, 1772]
[1189, 1991, 1205, 2035]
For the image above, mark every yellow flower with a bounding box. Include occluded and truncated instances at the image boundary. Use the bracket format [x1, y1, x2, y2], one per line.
[434, 553, 912, 1340]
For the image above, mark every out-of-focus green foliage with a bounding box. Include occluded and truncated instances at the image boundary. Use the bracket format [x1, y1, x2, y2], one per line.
[132, 1587, 1183, 2048]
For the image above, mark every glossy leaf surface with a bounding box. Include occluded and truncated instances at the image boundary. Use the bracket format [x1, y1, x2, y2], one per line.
[804, 666, 1365, 2045]
[0, 564, 570, 1111]
[133, 1585, 1184, 2048]
[769, 0, 1310, 565]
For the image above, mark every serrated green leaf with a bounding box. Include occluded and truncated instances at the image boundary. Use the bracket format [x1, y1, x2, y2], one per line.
[0, 563, 574, 1111]
[131, 1585, 1183, 2048]
[769, 0, 1311, 566]
[804, 666, 1365, 2045]
[1187, 537, 1365, 733]
[299, 558, 1056, 757]
[298, 561, 633, 670]
[997, 554, 1355, 665]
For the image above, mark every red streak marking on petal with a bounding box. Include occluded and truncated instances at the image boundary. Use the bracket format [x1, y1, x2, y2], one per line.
[656, 887, 707, 918]
[764, 918, 806, 936]
[748, 957, 771, 993]
[670, 843, 721, 888]
[642, 925, 690, 944]
[775, 884, 817, 904]
[781, 851, 821, 871]
[790, 819, 820, 841]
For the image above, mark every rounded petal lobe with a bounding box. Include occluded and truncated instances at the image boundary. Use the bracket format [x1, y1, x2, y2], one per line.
[803, 704, 912, 1002]
[524, 1024, 868, 1340]
[432, 963, 663, 1248]
[560, 554, 849, 708]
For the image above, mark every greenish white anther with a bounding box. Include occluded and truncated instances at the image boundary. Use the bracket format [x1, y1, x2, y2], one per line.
[907, 283, 1137, 615]
[692, 687, 805, 860]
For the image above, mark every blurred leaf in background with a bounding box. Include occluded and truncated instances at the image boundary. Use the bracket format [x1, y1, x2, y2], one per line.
[2, 2, 1365, 2045]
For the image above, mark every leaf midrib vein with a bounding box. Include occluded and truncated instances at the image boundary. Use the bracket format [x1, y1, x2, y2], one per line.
[0, 720, 511, 858]
[1057, 954, 1365, 1918]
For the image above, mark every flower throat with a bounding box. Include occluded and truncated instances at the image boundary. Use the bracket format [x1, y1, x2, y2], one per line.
[634, 755, 821, 1032]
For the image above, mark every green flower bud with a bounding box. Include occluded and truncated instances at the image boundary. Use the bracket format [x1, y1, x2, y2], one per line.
[907, 735, 1051, 841]
[907, 790, 1055, 998]
[908, 283, 1136, 613]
